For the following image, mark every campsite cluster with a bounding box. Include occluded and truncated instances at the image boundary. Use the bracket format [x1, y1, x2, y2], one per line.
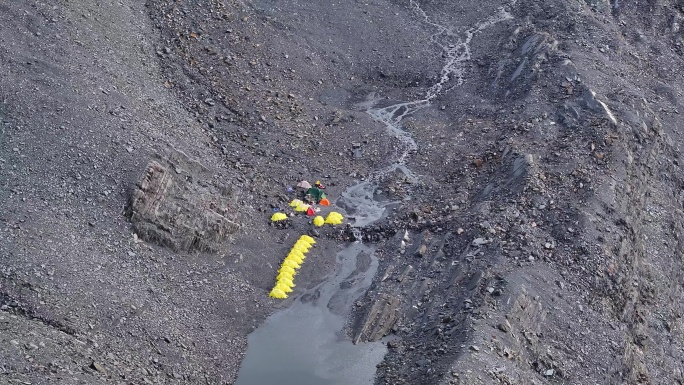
[270, 180, 344, 228]
[267, 181, 345, 300]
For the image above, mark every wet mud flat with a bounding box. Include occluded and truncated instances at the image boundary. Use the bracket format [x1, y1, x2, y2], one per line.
[236, 243, 386, 385]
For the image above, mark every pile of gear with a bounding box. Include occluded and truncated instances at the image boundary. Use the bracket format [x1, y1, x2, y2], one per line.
[269, 235, 316, 299]
[299, 180, 329, 206]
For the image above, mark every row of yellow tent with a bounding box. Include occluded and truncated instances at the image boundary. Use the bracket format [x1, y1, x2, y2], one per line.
[269, 235, 316, 299]
[270, 199, 314, 221]
[290, 199, 311, 213]
[271, 203, 345, 227]
[313, 211, 344, 226]
[269, 200, 313, 222]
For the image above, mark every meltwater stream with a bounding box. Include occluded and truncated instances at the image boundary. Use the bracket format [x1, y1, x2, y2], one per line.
[236, 4, 513, 384]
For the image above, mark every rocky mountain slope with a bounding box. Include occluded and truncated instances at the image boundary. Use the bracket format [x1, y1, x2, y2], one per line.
[2, 0, 684, 384]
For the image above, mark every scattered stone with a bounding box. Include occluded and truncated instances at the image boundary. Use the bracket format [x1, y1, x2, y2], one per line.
[544, 369, 555, 376]
[472, 238, 490, 246]
[353, 294, 400, 343]
[397, 265, 413, 282]
[497, 322, 511, 332]
[91, 361, 106, 374]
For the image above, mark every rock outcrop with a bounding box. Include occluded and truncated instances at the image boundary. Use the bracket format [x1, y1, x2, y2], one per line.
[127, 150, 240, 252]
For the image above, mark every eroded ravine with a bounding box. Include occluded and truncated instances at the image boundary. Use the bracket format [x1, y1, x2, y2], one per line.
[235, 3, 513, 384]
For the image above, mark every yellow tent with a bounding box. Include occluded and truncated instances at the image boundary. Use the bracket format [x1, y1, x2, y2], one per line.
[300, 235, 316, 244]
[284, 256, 302, 267]
[288, 249, 306, 258]
[269, 288, 287, 299]
[293, 242, 311, 252]
[295, 203, 310, 212]
[278, 277, 295, 288]
[313, 216, 325, 227]
[271, 212, 288, 222]
[292, 241, 310, 250]
[325, 212, 344, 225]
[275, 283, 293, 293]
[282, 259, 301, 269]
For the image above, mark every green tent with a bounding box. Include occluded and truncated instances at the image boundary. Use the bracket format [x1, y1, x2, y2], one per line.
[305, 187, 326, 202]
